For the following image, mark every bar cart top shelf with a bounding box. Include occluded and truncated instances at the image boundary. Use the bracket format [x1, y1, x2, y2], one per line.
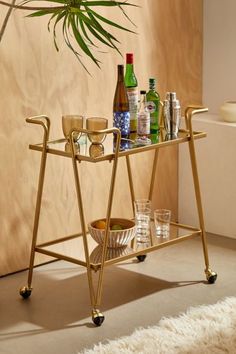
[29, 128, 206, 162]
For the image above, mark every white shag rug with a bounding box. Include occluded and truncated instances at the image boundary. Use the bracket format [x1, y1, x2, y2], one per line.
[80, 297, 236, 354]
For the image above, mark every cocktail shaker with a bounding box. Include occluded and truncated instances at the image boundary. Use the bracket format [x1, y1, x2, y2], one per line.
[163, 92, 181, 138]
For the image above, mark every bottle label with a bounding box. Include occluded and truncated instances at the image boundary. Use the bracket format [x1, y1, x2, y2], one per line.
[127, 88, 139, 120]
[137, 112, 150, 135]
[113, 111, 130, 136]
[146, 101, 156, 114]
[146, 100, 159, 128]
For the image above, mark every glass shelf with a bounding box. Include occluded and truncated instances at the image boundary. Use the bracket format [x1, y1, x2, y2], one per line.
[36, 222, 201, 270]
[29, 128, 206, 162]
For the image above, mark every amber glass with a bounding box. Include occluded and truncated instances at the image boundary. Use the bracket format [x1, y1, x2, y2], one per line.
[86, 117, 108, 144]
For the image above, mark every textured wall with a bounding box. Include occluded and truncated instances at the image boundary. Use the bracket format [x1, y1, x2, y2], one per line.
[203, 0, 236, 113]
[0, 0, 202, 275]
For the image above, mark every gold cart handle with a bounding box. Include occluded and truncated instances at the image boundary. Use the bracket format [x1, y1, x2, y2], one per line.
[184, 105, 208, 133]
[26, 115, 51, 145]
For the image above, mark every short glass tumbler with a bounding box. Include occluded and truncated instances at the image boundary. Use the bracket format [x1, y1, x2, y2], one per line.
[62, 115, 84, 141]
[86, 117, 108, 144]
[154, 209, 171, 238]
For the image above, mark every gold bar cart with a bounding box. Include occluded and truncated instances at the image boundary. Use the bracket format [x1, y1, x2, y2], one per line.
[20, 106, 217, 326]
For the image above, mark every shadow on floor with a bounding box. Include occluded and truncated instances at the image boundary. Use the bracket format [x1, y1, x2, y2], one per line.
[0, 263, 204, 336]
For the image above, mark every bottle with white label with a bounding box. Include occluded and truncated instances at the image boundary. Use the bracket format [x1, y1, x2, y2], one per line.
[136, 90, 151, 145]
[113, 65, 130, 139]
[125, 53, 138, 133]
[146, 78, 160, 133]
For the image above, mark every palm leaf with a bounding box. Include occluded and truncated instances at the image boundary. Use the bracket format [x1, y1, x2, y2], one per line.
[77, 11, 118, 50]
[79, 17, 97, 46]
[52, 10, 67, 51]
[62, 14, 91, 74]
[26, 9, 57, 17]
[70, 13, 101, 67]
[87, 7, 136, 34]
[80, 1, 137, 7]
[86, 9, 120, 43]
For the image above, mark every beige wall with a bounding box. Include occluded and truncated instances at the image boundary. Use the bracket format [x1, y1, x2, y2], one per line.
[203, 0, 236, 113]
[0, 0, 202, 275]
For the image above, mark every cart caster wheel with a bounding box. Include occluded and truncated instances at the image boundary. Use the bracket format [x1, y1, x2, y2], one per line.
[137, 255, 147, 262]
[92, 309, 105, 326]
[205, 269, 217, 284]
[19, 286, 32, 299]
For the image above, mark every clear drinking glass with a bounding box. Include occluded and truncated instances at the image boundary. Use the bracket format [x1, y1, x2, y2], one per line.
[134, 199, 151, 245]
[62, 115, 84, 141]
[154, 209, 171, 238]
[86, 117, 108, 144]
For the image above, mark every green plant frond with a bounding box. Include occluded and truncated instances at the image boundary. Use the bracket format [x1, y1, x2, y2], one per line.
[63, 17, 92, 75]
[109, 0, 137, 27]
[79, 17, 97, 47]
[87, 8, 136, 34]
[80, 1, 137, 7]
[86, 9, 120, 43]
[20, 0, 67, 4]
[14, 0, 137, 71]
[70, 14, 101, 67]
[52, 10, 67, 50]
[41, 0, 70, 3]
[47, 10, 60, 31]
[76, 11, 118, 48]
[26, 9, 57, 17]
[85, 22, 115, 49]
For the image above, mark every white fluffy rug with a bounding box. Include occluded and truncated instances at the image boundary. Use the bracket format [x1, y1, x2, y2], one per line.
[80, 297, 236, 354]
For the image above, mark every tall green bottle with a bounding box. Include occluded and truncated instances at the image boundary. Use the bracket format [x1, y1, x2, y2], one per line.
[146, 78, 160, 133]
[124, 53, 138, 133]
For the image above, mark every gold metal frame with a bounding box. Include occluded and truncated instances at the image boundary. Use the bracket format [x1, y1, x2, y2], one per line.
[20, 107, 217, 325]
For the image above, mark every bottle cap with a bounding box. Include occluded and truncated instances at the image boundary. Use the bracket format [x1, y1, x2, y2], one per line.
[149, 78, 156, 84]
[126, 53, 134, 64]
[140, 90, 146, 94]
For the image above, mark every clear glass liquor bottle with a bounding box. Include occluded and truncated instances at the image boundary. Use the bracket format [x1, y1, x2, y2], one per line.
[136, 90, 151, 145]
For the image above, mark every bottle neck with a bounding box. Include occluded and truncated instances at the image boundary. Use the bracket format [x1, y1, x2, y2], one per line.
[140, 94, 147, 111]
[118, 65, 124, 82]
[149, 83, 156, 90]
[126, 63, 134, 75]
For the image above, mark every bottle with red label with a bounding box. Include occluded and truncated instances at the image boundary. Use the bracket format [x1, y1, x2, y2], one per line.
[124, 53, 138, 133]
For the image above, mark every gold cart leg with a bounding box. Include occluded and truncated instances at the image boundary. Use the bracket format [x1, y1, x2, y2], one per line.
[126, 155, 136, 249]
[187, 107, 217, 284]
[70, 143, 95, 309]
[148, 149, 159, 202]
[93, 132, 121, 312]
[126, 155, 136, 215]
[126, 149, 159, 251]
[148, 149, 160, 247]
[70, 128, 121, 326]
[20, 116, 51, 299]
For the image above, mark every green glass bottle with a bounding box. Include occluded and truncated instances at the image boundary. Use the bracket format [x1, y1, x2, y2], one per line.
[146, 78, 160, 133]
[125, 53, 138, 133]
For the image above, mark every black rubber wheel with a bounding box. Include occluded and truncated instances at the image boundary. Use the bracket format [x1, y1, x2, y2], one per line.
[207, 273, 217, 284]
[92, 314, 105, 326]
[19, 286, 32, 299]
[137, 255, 147, 262]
